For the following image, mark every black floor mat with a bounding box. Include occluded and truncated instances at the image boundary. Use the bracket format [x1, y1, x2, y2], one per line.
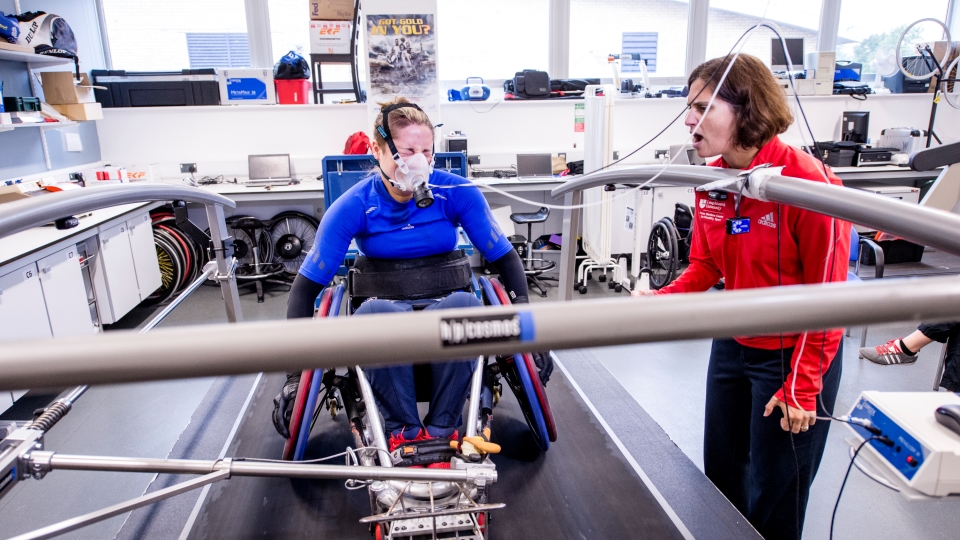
[187, 371, 687, 539]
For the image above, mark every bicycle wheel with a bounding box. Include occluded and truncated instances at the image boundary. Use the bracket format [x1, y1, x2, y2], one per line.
[156, 225, 194, 289]
[942, 55, 960, 109]
[146, 233, 183, 304]
[269, 212, 319, 274]
[897, 18, 951, 80]
[647, 219, 678, 290]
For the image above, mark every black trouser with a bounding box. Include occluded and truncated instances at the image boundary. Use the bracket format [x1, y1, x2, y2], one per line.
[703, 338, 842, 540]
[919, 322, 960, 392]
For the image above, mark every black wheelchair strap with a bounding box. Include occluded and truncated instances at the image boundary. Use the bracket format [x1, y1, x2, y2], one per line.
[349, 250, 473, 300]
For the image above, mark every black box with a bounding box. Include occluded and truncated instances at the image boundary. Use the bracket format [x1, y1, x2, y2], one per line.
[3, 96, 41, 112]
[91, 69, 220, 107]
[811, 141, 858, 167]
[855, 146, 898, 166]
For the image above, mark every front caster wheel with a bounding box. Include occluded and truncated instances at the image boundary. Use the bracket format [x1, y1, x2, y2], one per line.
[579, 285, 588, 294]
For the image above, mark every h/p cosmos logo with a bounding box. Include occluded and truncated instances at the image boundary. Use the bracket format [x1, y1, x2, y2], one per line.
[440, 314, 521, 347]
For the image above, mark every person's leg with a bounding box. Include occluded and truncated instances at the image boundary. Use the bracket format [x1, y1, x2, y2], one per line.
[937, 324, 960, 392]
[744, 341, 842, 540]
[902, 328, 936, 353]
[422, 292, 482, 437]
[355, 299, 421, 438]
[917, 322, 958, 345]
[703, 339, 754, 515]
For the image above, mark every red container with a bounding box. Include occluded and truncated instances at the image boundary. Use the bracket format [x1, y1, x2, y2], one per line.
[275, 79, 312, 104]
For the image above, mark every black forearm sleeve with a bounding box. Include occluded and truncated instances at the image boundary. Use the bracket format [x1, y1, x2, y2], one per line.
[489, 249, 529, 304]
[287, 273, 326, 319]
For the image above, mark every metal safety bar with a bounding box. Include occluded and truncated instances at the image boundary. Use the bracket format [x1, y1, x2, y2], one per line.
[1, 275, 959, 391]
[139, 262, 219, 334]
[551, 165, 960, 300]
[0, 183, 244, 325]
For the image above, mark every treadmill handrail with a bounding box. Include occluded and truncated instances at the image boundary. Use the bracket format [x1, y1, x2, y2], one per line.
[0, 183, 236, 240]
[909, 140, 960, 171]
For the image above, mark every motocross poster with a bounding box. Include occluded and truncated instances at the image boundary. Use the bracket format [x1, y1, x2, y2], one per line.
[363, 2, 439, 124]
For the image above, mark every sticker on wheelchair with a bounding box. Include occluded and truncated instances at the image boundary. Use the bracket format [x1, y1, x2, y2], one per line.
[439, 312, 535, 348]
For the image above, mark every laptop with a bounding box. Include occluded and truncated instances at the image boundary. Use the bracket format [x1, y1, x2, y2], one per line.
[246, 154, 293, 186]
[516, 153, 554, 179]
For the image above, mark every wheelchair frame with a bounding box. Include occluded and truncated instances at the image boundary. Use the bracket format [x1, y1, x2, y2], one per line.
[283, 274, 556, 540]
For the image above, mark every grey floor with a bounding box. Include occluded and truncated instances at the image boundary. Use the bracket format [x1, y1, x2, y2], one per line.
[3, 262, 959, 539]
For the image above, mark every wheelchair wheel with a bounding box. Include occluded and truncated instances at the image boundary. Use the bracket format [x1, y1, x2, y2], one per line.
[282, 287, 335, 461]
[490, 279, 557, 443]
[647, 219, 678, 290]
[269, 211, 319, 274]
[145, 232, 183, 305]
[479, 277, 551, 450]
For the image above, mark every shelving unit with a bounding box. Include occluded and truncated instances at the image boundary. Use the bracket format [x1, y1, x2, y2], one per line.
[0, 121, 78, 133]
[0, 43, 73, 66]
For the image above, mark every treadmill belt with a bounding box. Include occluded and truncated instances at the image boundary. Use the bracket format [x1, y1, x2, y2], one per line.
[188, 371, 686, 539]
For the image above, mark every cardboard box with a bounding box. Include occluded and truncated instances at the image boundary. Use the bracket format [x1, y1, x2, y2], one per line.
[52, 102, 103, 121]
[40, 72, 96, 104]
[309, 20, 353, 55]
[923, 41, 960, 93]
[310, 0, 354, 20]
[0, 182, 43, 205]
[218, 68, 277, 105]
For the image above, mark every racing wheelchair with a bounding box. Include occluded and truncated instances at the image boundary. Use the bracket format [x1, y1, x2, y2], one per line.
[645, 202, 693, 290]
[279, 256, 557, 540]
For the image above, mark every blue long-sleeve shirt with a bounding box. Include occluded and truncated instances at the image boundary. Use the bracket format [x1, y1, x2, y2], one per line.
[299, 170, 513, 286]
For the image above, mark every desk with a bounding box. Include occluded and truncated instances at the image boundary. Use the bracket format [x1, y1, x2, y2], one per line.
[833, 165, 941, 186]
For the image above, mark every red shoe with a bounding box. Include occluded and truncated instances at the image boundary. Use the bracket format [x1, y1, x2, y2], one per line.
[425, 429, 458, 468]
[388, 427, 427, 452]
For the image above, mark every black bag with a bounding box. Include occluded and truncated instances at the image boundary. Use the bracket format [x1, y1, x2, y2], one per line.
[550, 78, 600, 93]
[505, 69, 550, 99]
[274, 51, 310, 80]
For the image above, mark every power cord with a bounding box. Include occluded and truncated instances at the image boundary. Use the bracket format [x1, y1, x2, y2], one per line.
[830, 435, 893, 540]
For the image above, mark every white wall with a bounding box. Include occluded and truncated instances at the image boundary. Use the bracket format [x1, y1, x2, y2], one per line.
[97, 93, 960, 178]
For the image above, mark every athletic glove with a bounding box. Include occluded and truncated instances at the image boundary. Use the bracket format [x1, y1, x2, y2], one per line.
[272, 372, 301, 438]
[532, 351, 553, 386]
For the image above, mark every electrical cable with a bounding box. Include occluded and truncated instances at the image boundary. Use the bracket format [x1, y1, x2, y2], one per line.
[830, 436, 891, 540]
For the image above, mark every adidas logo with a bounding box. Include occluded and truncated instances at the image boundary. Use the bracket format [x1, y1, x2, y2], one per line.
[758, 212, 776, 228]
[365, 206, 378, 214]
[402, 224, 415, 230]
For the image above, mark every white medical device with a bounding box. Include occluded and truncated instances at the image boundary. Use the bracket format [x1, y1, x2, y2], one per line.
[845, 391, 960, 499]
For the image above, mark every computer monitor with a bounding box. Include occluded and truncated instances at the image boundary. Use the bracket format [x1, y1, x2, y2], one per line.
[771, 38, 804, 71]
[248, 154, 292, 181]
[516, 153, 554, 178]
[841, 111, 869, 144]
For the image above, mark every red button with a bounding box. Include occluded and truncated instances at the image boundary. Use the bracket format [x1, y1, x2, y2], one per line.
[906, 456, 918, 466]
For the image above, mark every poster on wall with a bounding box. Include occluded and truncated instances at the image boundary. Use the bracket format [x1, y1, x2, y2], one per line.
[362, 0, 439, 126]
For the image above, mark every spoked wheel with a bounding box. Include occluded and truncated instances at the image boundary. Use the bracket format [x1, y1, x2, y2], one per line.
[647, 219, 678, 290]
[225, 216, 273, 266]
[269, 211, 319, 274]
[897, 18, 951, 80]
[282, 286, 336, 461]
[478, 276, 553, 450]
[145, 232, 183, 305]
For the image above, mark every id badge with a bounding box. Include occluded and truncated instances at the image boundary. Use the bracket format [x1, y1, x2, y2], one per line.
[726, 217, 751, 235]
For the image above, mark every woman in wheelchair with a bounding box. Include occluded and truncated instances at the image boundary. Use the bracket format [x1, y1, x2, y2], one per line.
[273, 98, 552, 464]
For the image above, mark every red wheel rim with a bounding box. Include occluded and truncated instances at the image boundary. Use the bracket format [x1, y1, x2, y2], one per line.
[491, 279, 558, 442]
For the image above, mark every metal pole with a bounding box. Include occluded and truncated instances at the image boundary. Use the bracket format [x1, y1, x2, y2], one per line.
[465, 357, 484, 439]
[204, 204, 243, 324]
[6, 470, 230, 540]
[45, 454, 478, 483]
[558, 190, 582, 302]
[1, 276, 960, 391]
[139, 263, 217, 334]
[354, 366, 392, 467]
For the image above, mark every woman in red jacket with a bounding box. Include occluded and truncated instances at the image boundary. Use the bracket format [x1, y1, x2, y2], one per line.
[646, 54, 850, 539]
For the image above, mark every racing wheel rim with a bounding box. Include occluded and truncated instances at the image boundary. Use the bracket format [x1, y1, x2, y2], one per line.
[293, 284, 344, 461]
[896, 18, 952, 80]
[490, 279, 558, 443]
[282, 288, 334, 460]
[479, 277, 550, 450]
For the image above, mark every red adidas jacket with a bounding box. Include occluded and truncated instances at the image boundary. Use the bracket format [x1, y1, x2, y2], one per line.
[658, 136, 851, 411]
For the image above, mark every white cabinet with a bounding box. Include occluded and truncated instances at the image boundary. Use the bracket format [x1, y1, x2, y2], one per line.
[96, 222, 142, 324]
[128, 212, 162, 298]
[38, 245, 96, 337]
[0, 262, 53, 342]
[92, 211, 162, 324]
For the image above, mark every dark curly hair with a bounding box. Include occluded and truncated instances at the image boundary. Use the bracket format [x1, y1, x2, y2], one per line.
[688, 54, 793, 150]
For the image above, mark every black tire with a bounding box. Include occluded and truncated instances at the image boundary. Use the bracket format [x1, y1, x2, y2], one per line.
[615, 284, 623, 293]
[154, 228, 188, 293]
[607, 280, 615, 289]
[598, 274, 606, 282]
[578, 285, 588, 294]
[224, 216, 273, 266]
[269, 212, 319, 274]
[647, 219, 678, 290]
